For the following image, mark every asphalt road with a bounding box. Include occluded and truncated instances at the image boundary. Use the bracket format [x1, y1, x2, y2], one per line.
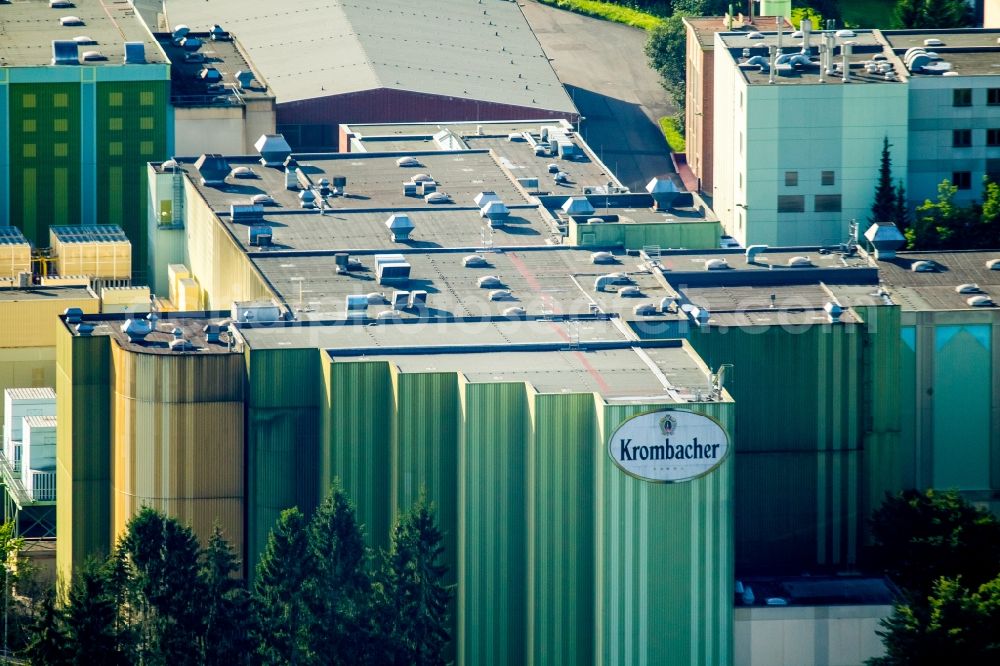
[520, 0, 677, 192]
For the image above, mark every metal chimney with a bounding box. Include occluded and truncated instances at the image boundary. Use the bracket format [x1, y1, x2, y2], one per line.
[801, 19, 812, 53]
[842, 43, 852, 83]
[776, 16, 782, 55]
[768, 45, 777, 84]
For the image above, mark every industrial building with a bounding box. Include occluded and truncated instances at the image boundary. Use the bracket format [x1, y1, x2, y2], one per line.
[0, 0, 171, 272]
[154, 0, 579, 150]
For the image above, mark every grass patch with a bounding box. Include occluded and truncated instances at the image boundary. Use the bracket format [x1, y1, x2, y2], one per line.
[659, 116, 685, 153]
[537, 0, 663, 31]
[840, 0, 897, 29]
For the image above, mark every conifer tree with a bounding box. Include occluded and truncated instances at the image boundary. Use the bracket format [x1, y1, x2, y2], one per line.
[871, 137, 896, 224]
[200, 525, 254, 665]
[62, 559, 134, 665]
[253, 507, 317, 665]
[894, 180, 909, 229]
[24, 592, 71, 666]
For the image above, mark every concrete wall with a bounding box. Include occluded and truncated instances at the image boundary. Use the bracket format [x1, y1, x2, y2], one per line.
[734, 605, 890, 666]
[173, 107, 248, 157]
[908, 76, 1000, 208]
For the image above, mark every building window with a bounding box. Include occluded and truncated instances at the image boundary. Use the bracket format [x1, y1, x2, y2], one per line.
[953, 88, 972, 107]
[953, 129, 972, 147]
[22, 144, 36, 158]
[953, 171, 972, 190]
[785, 171, 799, 186]
[21, 94, 36, 108]
[988, 159, 1000, 182]
[140, 116, 154, 130]
[22, 119, 36, 133]
[815, 194, 843, 212]
[109, 118, 123, 131]
[140, 141, 154, 156]
[988, 129, 1000, 147]
[821, 171, 835, 186]
[53, 118, 68, 132]
[109, 142, 123, 156]
[777, 195, 805, 213]
[109, 92, 123, 107]
[53, 93, 68, 108]
[989, 88, 1000, 106]
[53, 143, 68, 158]
[140, 91, 155, 106]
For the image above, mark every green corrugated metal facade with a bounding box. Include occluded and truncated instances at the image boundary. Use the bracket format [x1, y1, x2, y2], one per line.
[55, 327, 112, 583]
[8, 83, 82, 245]
[689, 311, 901, 574]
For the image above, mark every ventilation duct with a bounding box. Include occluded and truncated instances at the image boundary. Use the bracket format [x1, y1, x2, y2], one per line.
[864, 222, 906, 259]
[561, 196, 595, 216]
[386, 213, 415, 242]
[194, 154, 231, 186]
[254, 134, 292, 167]
[124, 42, 145, 64]
[645, 177, 680, 210]
[51, 40, 79, 65]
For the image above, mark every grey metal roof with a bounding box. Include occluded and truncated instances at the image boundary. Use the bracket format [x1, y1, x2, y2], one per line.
[162, 0, 577, 113]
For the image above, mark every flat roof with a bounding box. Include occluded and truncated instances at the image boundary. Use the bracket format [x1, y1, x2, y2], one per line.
[0, 0, 167, 68]
[154, 31, 273, 105]
[0, 286, 96, 302]
[877, 250, 1000, 311]
[684, 15, 793, 50]
[172, 150, 531, 212]
[719, 29, 905, 86]
[880, 29, 1000, 77]
[328, 339, 724, 403]
[62, 312, 238, 354]
[542, 193, 718, 225]
[161, 0, 577, 114]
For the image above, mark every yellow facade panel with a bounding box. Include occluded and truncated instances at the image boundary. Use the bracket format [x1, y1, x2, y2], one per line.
[0, 296, 100, 348]
[0, 244, 31, 280]
[176, 278, 201, 311]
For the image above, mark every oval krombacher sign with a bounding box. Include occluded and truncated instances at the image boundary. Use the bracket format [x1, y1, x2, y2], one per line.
[608, 410, 729, 483]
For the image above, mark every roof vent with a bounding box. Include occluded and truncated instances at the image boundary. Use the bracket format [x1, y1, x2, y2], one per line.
[561, 196, 595, 216]
[51, 40, 79, 65]
[50, 0, 74, 7]
[248, 225, 272, 247]
[474, 191, 501, 207]
[199, 67, 222, 84]
[411, 173, 433, 183]
[194, 154, 230, 186]
[924, 38, 944, 46]
[645, 177, 679, 210]
[968, 295, 994, 307]
[591, 251, 615, 264]
[161, 159, 178, 169]
[463, 254, 489, 268]
[633, 303, 657, 316]
[386, 213, 415, 242]
[121, 318, 152, 343]
[366, 292, 386, 304]
[489, 289, 513, 301]
[345, 295, 369, 318]
[76, 323, 94, 336]
[203, 324, 226, 344]
[231, 166, 255, 178]
[480, 200, 510, 226]
[747, 31, 764, 39]
[836, 29, 856, 38]
[503, 306, 526, 317]
[705, 258, 729, 270]
[81, 50, 106, 61]
[424, 192, 451, 204]
[987, 258, 1000, 270]
[956, 283, 982, 294]
[746, 245, 768, 263]
[73, 35, 95, 44]
[478, 275, 503, 288]
[787, 256, 813, 267]
[210, 24, 229, 41]
[63, 307, 83, 324]
[123, 41, 145, 64]
[234, 70, 255, 89]
[587, 217, 609, 224]
[254, 134, 292, 167]
[181, 36, 203, 51]
[230, 204, 264, 223]
[250, 193, 273, 205]
[299, 189, 317, 209]
[911, 260, 936, 272]
[172, 25, 190, 41]
[396, 156, 420, 167]
[618, 286, 642, 298]
[864, 221, 906, 259]
[375, 254, 411, 285]
[60, 16, 84, 26]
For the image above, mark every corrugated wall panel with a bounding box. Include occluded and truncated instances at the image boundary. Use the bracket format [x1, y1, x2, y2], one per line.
[56, 329, 112, 581]
[246, 348, 321, 574]
[596, 402, 733, 666]
[110, 347, 245, 559]
[528, 392, 597, 666]
[321, 358, 393, 550]
[458, 380, 531, 666]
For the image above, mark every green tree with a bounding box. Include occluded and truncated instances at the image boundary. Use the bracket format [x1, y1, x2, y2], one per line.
[869, 574, 1000, 665]
[907, 180, 962, 249]
[24, 593, 71, 666]
[200, 526, 254, 665]
[868, 489, 1000, 602]
[893, 180, 909, 229]
[645, 12, 688, 114]
[979, 175, 1000, 248]
[871, 137, 896, 224]
[61, 558, 134, 665]
[253, 507, 317, 665]
[120, 508, 205, 665]
[895, 0, 971, 29]
[309, 484, 374, 665]
[376, 494, 451, 666]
